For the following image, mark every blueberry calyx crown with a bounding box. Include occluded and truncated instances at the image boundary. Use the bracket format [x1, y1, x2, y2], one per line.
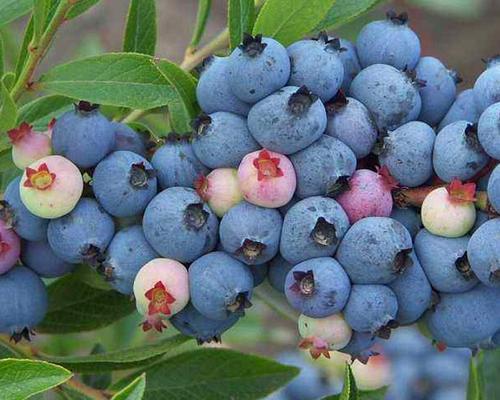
[289, 270, 315, 296]
[10, 327, 35, 344]
[392, 247, 413, 274]
[184, 203, 209, 230]
[429, 290, 441, 312]
[376, 319, 399, 340]
[314, 32, 346, 54]
[454, 252, 477, 281]
[196, 335, 221, 345]
[386, 10, 409, 25]
[239, 33, 267, 57]
[310, 217, 337, 246]
[404, 68, 427, 88]
[226, 292, 252, 314]
[464, 123, 483, 152]
[351, 349, 380, 365]
[129, 162, 156, 189]
[449, 70, 463, 84]
[81, 244, 106, 267]
[325, 176, 351, 198]
[325, 90, 349, 115]
[489, 265, 500, 283]
[75, 101, 99, 114]
[372, 130, 390, 157]
[0, 200, 15, 229]
[196, 55, 215, 75]
[96, 261, 115, 282]
[288, 86, 318, 116]
[236, 238, 267, 261]
[191, 113, 212, 137]
[483, 54, 500, 69]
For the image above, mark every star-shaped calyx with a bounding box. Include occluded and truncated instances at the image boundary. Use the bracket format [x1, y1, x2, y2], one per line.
[8, 122, 32, 144]
[253, 150, 284, 181]
[289, 270, 315, 296]
[299, 337, 331, 359]
[194, 175, 209, 201]
[23, 163, 56, 191]
[446, 179, 476, 204]
[376, 165, 399, 190]
[140, 281, 176, 332]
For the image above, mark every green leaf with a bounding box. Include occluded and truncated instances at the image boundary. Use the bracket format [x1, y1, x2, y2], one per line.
[467, 356, 483, 400]
[72, 264, 112, 291]
[33, 0, 50, 42]
[42, 334, 190, 373]
[0, 33, 4, 77]
[67, 0, 101, 20]
[315, 0, 385, 31]
[190, 0, 212, 49]
[0, 78, 17, 132]
[81, 344, 112, 390]
[2, 71, 15, 90]
[228, 0, 255, 50]
[0, 339, 24, 359]
[323, 363, 358, 400]
[480, 349, 500, 400]
[359, 387, 387, 399]
[0, 0, 33, 27]
[38, 53, 177, 110]
[252, 0, 335, 45]
[112, 374, 146, 400]
[0, 359, 73, 400]
[0, 150, 19, 192]
[17, 94, 74, 128]
[123, 0, 157, 56]
[132, 348, 299, 399]
[14, 17, 34, 79]
[37, 274, 136, 334]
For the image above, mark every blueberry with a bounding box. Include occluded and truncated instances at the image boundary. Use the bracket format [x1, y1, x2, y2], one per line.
[356, 11, 421, 70]
[103, 225, 158, 295]
[189, 251, 253, 320]
[425, 284, 500, 348]
[378, 121, 435, 187]
[385, 357, 424, 400]
[290, 135, 357, 199]
[467, 218, 500, 288]
[477, 102, 500, 159]
[227, 34, 290, 103]
[473, 55, 500, 114]
[428, 387, 467, 400]
[349, 64, 422, 130]
[93, 151, 157, 218]
[438, 89, 481, 130]
[151, 136, 209, 190]
[390, 207, 421, 240]
[325, 92, 378, 159]
[196, 56, 251, 116]
[219, 201, 282, 265]
[247, 86, 327, 154]
[21, 240, 75, 278]
[344, 284, 398, 337]
[422, 349, 470, 388]
[338, 331, 377, 364]
[191, 112, 259, 168]
[249, 264, 268, 287]
[382, 326, 433, 359]
[433, 121, 489, 182]
[388, 251, 432, 325]
[284, 257, 351, 318]
[415, 57, 459, 126]
[280, 196, 350, 264]
[336, 217, 413, 284]
[170, 302, 239, 344]
[52, 101, 115, 168]
[143, 187, 218, 263]
[47, 198, 115, 264]
[111, 122, 147, 157]
[338, 38, 361, 92]
[2, 176, 48, 241]
[0, 266, 48, 342]
[488, 165, 500, 213]
[414, 229, 478, 293]
[267, 254, 294, 293]
[287, 34, 344, 102]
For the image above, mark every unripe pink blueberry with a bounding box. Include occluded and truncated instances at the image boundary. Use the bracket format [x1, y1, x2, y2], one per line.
[8, 122, 52, 170]
[421, 180, 476, 238]
[195, 168, 243, 217]
[298, 313, 352, 359]
[237, 149, 296, 208]
[19, 155, 83, 219]
[336, 167, 396, 223]
[0, 221, 21, 274]
[133, 258, 189, 332]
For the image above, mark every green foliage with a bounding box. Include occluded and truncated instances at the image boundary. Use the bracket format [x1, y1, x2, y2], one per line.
[0, 0, 33, 28]
[315, 0, 385, 30]
[111, 374, 146, 400]
[14, 16, 33, 78]
[467, 349, 500, 400]
[33, 0, 50, 42]
[0, 33, 4, 77]
[66, 0, 101, 20]
[81, 344, 112, 390]
[0, 78, 16, 132]
[190, 0, 212, 48]
[228, 0, 255, 49]
[123, 0, 157, 56]
[17, 94, 74, 128]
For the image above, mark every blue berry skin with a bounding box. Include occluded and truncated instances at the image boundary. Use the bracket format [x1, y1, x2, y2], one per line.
[280, 196, 350, 264]
[438, 89, 481, 131]
[227, 35, 290, 103]
[0, 266, 48, 337]
[336, 217, 413, 284]
[219, 201, 282, 265]
[151, 139, 209, 190]
[338, 331, 377, 363]
[388, 252, 432, 325]
[191, 112, 259, 168]
[287, 36, 344, 102]
[433, 121, 489, 182]
[422, 349, 470, 388]
[390, 207, 421, 240]
[385, 358, 424, 400]
[21, 240, 75, 278]
[170, 302, 239, 344]
[104, 225, 158, 295]
[356, 12, 420, 70]
[247, 86, 327, 154]
[467, 218, 500, 288]
[379, 121, 436, 187]
[111, 122, 147, 157]
[143, 187, 218, 263]
[382, 327, 433, 359]
[325, 95, 378, 159]
[3, 177, 48, 241]
[425, 284, 500, 348]
[267, 254, 294, 293]
[92, 151, 157, 218]
[52, 104, 115, 168]
[429, 387, 467, 400]
[284, 257, 351, 318]
[47, 198, 115, 264]
[415, 57, 458, 126]
[189, 251, 253, 320]
[473, 56, 500, 114]
[249, 264, 268, 287]
[488, 165, 500, 213]
[414, 229, 478, 293]
[478, 102, 500, 159]
[196, 56, 251, 116]
[344, 284, 398, 334]
[338, 38, 361, 92]
[349, 64, 422, 131]
[290, 135, 357, 199]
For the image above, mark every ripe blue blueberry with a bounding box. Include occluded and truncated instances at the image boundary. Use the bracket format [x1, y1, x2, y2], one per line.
[477, 102, 500, 160]
[390, 207, 421, 240]
[488, 165, 500, 213]
[219, 201, 282, 265]
[338, 38, 361, 92]
[438, 89, 480, 130]
[247, 86, 327, 154]
[422, 349, 471, 388]
[111, 122, 147, 157]
[143, 187, 218, 263]
[267, 254, 294, 293]
[21, 240, 75, 278]
[189, 251, 253, 320]
[473, 56, 500, 114]
[338, 331, 377, 364]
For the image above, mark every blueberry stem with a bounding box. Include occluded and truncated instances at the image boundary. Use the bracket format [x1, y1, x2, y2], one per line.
[253, 282, 299, 322]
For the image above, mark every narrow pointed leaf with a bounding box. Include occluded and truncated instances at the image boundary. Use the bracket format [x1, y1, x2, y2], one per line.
[14, 17, 33, 79]
[0, 78, 17, 132]
[123, 0, 157, 56]
[112, 374, 146, 400]
[315, 0, 386, 31]
[0, 33, 4, 77]
[190, 0, 212, 49]
[17, 94, 74, 128]
[33, 0, 49, 42]
[67, 0, 101, 20]
[228, 0, 255, 49]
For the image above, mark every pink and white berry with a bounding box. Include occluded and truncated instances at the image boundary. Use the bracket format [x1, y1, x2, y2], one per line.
[8, 122, 52, 170]
[0, 221, 21, 275]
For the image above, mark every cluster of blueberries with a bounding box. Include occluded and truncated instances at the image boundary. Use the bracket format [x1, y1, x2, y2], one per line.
[0, 11, 499, 366]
